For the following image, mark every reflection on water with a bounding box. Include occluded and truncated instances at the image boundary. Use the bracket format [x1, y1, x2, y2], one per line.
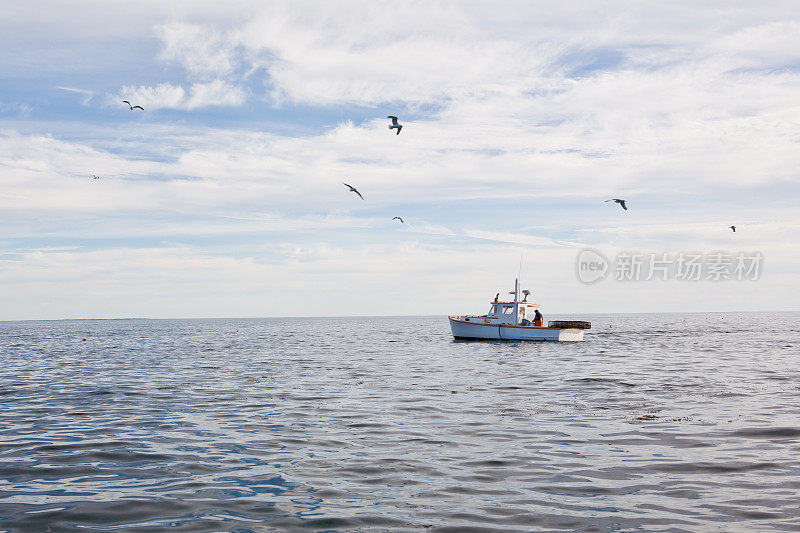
[1, 313, 799, 531]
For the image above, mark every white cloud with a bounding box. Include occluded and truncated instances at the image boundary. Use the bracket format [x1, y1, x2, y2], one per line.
[130, 4, 800, 194]
[56, 86, 94, 105]
[186, 80, 247, 109]
[113, 81, 246, 110]
[0, 102, 32, 116]
[463, 230, 573, 248]
[116, 83, 185, 109]
[156, 22, 240, 79]
[232, 3, 559, 106]
[712, 20, 800, 67]
[139, 2, 800, 113]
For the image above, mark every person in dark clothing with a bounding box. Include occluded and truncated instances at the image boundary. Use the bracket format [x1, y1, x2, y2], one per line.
[533, 309, 543, 326]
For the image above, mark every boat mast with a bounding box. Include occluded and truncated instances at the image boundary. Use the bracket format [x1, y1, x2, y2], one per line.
[516, 254, 523, 325]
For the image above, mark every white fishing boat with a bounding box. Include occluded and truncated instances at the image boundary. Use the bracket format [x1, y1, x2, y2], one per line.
[449, 279, 590, 341]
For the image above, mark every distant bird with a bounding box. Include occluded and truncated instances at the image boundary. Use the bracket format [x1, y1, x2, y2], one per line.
[392, 216, 404, 223]
[729, 225, 736, 232]
[342, 182, 364, 200]
[387, 116, 402, 135]
[122, 100, 144, 111]
[606, 198, 628, 210]
[91, 174, 99, 180]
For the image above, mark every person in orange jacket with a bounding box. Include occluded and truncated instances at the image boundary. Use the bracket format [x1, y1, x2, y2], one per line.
[533, 309, 543, 326]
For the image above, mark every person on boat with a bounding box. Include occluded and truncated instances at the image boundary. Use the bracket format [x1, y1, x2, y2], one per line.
[533, 309, 543, 326]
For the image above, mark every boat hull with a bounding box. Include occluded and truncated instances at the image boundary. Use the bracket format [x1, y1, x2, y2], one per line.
[449, 317, 584, 342]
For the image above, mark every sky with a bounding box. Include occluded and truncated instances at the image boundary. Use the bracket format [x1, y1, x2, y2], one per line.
[1, 1, 799, 320]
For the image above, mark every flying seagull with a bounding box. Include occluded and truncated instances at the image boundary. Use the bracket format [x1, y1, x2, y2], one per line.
[122, 100, 144, 111]
[392, 216, 404, 223]
[91, 174, 100, 180]
[342, 182, 364, 200]
[606, 198, 628, 210]
[387, 116, 402, 135]
[729, 225, 736, 232]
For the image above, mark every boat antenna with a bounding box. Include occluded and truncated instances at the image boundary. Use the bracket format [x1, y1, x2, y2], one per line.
[518, 253, 524, 284]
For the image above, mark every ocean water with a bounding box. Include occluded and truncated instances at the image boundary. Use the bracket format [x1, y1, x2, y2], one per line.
[1, 313, 799, 532]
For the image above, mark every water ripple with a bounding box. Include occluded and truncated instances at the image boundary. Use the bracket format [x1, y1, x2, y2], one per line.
[1, 313, 799, 531]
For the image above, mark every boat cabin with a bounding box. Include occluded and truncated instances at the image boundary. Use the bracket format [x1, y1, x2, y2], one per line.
[487, 300, 537, 325]
[460, 279, 538, 326]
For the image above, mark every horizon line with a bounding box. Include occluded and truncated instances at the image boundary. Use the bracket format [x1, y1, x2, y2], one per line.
[2, 309, 799, 323]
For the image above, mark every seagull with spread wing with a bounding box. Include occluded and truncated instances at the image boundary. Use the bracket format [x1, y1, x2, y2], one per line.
[387, 116, 402, 135]
[392, 217, 404, 223]
[122, 100, 144, 111]
[729, 225, 736, 232]
[606, 198, 628, 210]
[342, 182, 364, 200]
